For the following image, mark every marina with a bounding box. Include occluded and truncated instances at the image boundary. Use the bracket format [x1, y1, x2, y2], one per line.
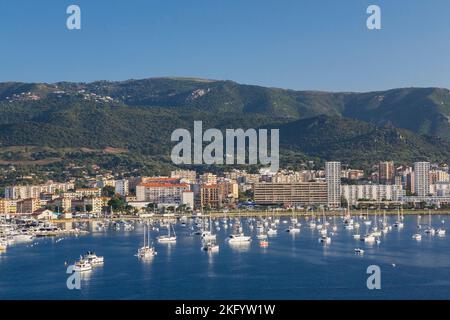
[1, 214, 450, 299]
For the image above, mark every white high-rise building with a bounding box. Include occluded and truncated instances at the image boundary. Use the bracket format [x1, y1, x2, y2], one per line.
[115, 179, 129, 196]
[414, 162, 430, 197]
[325, 161, 341, 208]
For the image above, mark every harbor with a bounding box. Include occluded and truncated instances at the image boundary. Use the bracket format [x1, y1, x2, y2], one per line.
[1, 212, 449, 299]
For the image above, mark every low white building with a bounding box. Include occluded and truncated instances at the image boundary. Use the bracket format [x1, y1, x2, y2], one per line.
[32, 209, 58, 220]
[341, 184, 404, 205]
[431, 182, 450, 197]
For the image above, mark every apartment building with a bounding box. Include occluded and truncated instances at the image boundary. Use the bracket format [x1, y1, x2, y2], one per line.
[253, 182, 327, 207]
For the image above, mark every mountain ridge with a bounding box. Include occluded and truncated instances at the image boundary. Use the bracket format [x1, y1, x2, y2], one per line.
[0, 77, 449, 172]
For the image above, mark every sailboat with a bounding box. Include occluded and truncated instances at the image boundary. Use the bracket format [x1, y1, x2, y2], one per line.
[436, 220, 446, 236]
[308, 209, 317, 228]
[137, 223, 157, 258]
[157, 223, 177, 243]
[424, 209, 435, 235]
[202, 213, 217, 241]
[202, 216, 219, 252]
[393, 207, 404, 228]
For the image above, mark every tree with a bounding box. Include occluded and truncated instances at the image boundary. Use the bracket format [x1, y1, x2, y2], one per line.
[108, 196, 126, 211]
[85, 204, 93, 212]
[102, 185, 116, 197]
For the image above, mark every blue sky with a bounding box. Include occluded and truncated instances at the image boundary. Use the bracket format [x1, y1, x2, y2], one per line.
[1, 0, 449, 92]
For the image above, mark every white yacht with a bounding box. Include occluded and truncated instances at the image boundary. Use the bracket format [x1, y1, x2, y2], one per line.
[354, 248, 365, 255]
[74, 259, 92, 272]
[12, 233, 34, 242]
[82, 251, 104, 265]
[228, 233, 252, 243]
[267, 228, 277, 236]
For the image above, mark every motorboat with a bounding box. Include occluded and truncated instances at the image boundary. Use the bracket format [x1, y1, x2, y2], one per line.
[228, 233, 252, 243]
[267, 228, 277, 236]
[285, 225, 300, 233]
[82, 251, 104, 265]
[202, 242, 219, 252]
[361, 234, 376, 243]
[354, 248, 365, 255]
[202, 231, 216, 241]
[318, 236, 331, 244]
[12, 233, 34, 242]
[74, 259, 92, 272]
[393, 221, 404, 228]
[412, 234, 422, 241]
[256, 233, 268, 240]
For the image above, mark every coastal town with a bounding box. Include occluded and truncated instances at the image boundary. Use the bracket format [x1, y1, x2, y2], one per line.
[1, 160, 450, 222]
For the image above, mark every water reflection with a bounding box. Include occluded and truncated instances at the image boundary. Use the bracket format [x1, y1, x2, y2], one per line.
[228, 242, 251, 252]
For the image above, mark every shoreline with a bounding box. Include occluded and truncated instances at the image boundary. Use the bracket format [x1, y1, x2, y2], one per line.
[51, 209, 450, 223]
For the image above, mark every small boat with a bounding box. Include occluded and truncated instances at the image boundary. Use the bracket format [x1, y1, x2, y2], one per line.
[393, 221, 404, 228]
[0, 239, 7, 251]
[202, 231, 216, 241]
[353, 234, 361, 240]
[354, 248, 365, 255]
[318, 236, 331, 244]
[267, 228, 277, 236]
[202, 242, 219, 252]
[361, 234, 376, 243]
[256, 233, 268, 240]
[436, 221, 446, 236]
[286, 225, 300, 233]
[412, 234, 422, 241]
[259, 240, 269, 248]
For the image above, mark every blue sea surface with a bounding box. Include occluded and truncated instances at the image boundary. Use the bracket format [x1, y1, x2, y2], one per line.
[1, 215, 449, 300]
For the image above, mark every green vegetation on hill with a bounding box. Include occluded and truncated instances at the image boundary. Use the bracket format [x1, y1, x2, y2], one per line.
[0, 78, 449, 173]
